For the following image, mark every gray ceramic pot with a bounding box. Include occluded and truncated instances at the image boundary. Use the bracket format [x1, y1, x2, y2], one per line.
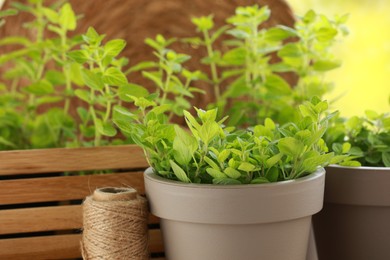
[313, 165, 390, 260]
[144, 167, 325, 260]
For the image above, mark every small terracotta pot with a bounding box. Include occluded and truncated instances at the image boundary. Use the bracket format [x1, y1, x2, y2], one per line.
[144, 167, 325, 260]
[313, 165, 390, 260]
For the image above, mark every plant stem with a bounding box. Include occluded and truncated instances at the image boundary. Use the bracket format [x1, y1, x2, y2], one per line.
[89, 103, 101, 147]
[160, 70, 172, 105]
[203, 29, 220, 101]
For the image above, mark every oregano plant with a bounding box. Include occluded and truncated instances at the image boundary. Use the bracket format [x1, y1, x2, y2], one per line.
[325, 107, 390, 167]
[115, 96, 345, 184]
[184, 5, 348, 126]
[0, 0, 80, 149]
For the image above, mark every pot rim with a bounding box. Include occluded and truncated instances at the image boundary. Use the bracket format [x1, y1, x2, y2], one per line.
[144, 167, 325, 189]
[327, 164, 389, 171]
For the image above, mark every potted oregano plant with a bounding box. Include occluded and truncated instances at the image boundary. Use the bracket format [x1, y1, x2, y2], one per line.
[312, 107, 390, 260]
[114, 95, 344, 260]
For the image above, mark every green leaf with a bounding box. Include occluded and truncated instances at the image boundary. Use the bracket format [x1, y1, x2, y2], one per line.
[365, 110, 379, 120]
[81, 69, 104, 90]
[382, 152, 390, 167]
[74, 89, 91, 104]
[218, 150, 231, 162]
[36, 96, 63, 106]
[191, 15, 214, 31]
[142, 71, 163, 89]
[47, 25, 62, 35]
[68, 50, 89, 64]
[169, 160, 191, 183]
[45, 70, 66, 86]
[0, 9, 18, 18]
[266, 153, 283, 168]
[315, 27, 338, 41]
[184, 110, 201, 132]
[95, 119, 117, 137]
[301, 153, 334, 173]
[0, 36, 30, 47]
[173, 125, 197, 165]
[266, 167, 279, 182]
[104, 39, 126, 57]
[126, 61, 157, 73]
[222, 47, 246, 65]
[77, 107, 89, 122]
[278, 137, 305, 158]
[206, 168, 227, 179]
[59, 3, 76, 31]
[342, 142, 351, 153]
[24, 80, 54, 95]
[204, 156, 220, 170]
[299, 104, 317, 121]
[265, 26, 297, 41]
[118, 84, 149, 101]
[199, 121, 220, 145]
[224, 167, 241, 179]
[313, 60, 341, 71]
[150, 104, 172, 115]
[213, 178, 242, 185]
[103, 67, 128, 86]
[264, 74, 292, 95]
[278, 43, 302, 58]
[42, 7, 59, 24]
[83, 27, 104, 45]
[238, 162, 256, 172]
[340, 161, 362, 167]
[251, 177, 270, 184]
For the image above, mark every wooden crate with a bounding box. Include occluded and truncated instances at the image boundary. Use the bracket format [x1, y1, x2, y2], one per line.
[0, 145, 165, 259]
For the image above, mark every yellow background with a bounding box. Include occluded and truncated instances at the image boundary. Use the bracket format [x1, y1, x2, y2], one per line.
[288, 0, 390, 116]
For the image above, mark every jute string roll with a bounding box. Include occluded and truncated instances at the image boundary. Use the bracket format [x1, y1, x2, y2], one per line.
[81, 187, 149, 260]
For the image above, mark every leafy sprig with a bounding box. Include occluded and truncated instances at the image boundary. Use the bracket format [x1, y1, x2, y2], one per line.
[186, 5, 347, 126]
[129, 34, 205, 120]
[325, 109, 390, 167]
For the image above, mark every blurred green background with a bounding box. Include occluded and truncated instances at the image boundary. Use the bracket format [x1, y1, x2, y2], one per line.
[288, 0, 390, 116]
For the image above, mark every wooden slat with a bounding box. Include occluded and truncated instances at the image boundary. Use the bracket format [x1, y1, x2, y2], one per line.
[0, 145, 148, 175]
[0, 205, 81, 235]
[0, 234, 81, 260]
[0, 171, 145, 205]
[0, 204, 160, 235]
[149, 229, 165, 253]
[0, 231, 164, 259]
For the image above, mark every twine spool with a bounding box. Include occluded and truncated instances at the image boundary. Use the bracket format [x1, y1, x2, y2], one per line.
[81, 187, 149, 260]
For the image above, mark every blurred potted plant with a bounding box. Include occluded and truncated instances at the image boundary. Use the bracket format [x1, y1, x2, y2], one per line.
[180, 5, 348, 126]
[313, 107, 390, 260]
[0, 0, 201, 176]
[114, 95, 345, 260]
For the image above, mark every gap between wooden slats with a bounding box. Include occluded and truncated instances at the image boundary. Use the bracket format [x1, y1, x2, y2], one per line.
[0, 204, 160, 235]
[0, 171, 145, 205]
[0, 145, 148, 175]
[0, 231, 164, 259]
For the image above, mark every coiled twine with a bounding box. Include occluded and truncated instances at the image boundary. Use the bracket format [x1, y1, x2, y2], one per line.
[81, 187, 149, 259]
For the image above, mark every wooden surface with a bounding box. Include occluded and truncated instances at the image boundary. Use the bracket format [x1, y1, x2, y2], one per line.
[0, 145, 148, 175]
[0, 145, 164, 259]
[0, 205, 160, 235]
[0, 171, 145, 205]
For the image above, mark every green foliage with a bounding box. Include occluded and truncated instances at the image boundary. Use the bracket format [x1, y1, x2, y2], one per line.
[0, 0, 80, 149]
[185, 5, 347, 126]
[116, 97, 337, 183]
[0, 0, 138, 149]
[325, 108, 390, 167]
[127, 34, 205, 120]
